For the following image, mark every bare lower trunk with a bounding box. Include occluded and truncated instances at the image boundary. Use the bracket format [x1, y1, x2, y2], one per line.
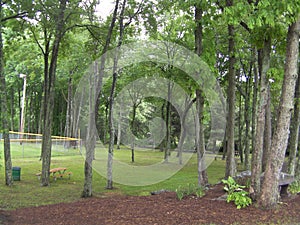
[196, 90, 208, 186]
[287, 74, 300, 175]
[262, 86, 272, 172]
[225, 22, 236, 178]
[106, 71, 117, 189]
[250, 38, 271, 200]
[259, 17, 300, 208]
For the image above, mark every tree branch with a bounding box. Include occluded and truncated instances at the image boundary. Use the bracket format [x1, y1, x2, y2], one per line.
[1, 11, 28, 22]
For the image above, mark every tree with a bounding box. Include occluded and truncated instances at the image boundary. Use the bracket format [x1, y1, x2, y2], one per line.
[224, 0, 237, 179]
[259, 16, 300, 208]
[194, 2, 208, 186]
[39, 0, 69, 186]
[0, 0, 33, 186]
[250, 37, 271, 200]
[82, 0, 120, 197]
[0, 2, 12, 186]
[287, 74, 300, 175]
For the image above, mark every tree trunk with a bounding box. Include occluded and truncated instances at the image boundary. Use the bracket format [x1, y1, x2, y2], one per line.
[244, 57, 253, 170]
[131, 104, 137, 163]
[41, 0, 67, 186]
[81, 64, 97, 197]
[0, 12, 13, 185]
[262, 86, 272, 172]
[106, 71, 117, 189]
[238, 92, 243, 163]
[196, 90, 209, 186]
[64, 75, 73, 148]
[259, 17, 300, 208]
[82, 0, 120, 196]
[164, 81, 171, 163]
[106, 0, 127, 189]
[251, 60, 258, 164]
[177, 97, 195, 164]
[225, 21, 236, 178]
[116, 105, 122, 150]
[287, 73, 300, 175]
[250, 38, 271, 200]
[194, 3, 208, 186]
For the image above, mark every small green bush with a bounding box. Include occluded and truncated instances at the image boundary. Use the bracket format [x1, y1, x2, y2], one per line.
[175, 183, 205, 200]
[222, 176, 252, 209]
[288, 180, 300, 194]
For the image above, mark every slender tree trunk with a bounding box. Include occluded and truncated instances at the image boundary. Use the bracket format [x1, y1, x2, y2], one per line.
[262, 86, 272, 172]
[117, 105, 122, 150]
[41, 0, 67, 186]
[82, 0, 119, 196]
[238, 92, 243, 163]
[194, 3, 208, 186]
[164, 81, 171, 163]
[287, 73, 300, 175]
[106, 0, 127, 189]
[131, 104, 137, 163]
[0, 10, 13, 185]
[225, 20, 236, 178]
[244, 59, 252, 170]
[196, 90, 208, 186]
[10, 87, 14, 131]
[259, 17, 300, 208]
[64, 75, 73, 148]
[177, 97, 195, 164]
[251, 60, 258, 162]
[250, 38, 271, 199]
[81, 65, 97, 197]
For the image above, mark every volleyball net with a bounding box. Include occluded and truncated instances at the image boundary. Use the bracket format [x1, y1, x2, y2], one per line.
[0, 131, 82, 159]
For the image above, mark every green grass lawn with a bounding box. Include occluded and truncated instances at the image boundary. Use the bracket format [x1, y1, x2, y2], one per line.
[0, 145, 227, 210]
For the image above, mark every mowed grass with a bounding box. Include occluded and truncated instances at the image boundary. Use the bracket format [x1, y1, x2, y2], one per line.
[0, 144, 226, 210]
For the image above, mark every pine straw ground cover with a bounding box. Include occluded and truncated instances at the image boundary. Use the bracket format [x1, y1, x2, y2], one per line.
[1, 183, 300, 225]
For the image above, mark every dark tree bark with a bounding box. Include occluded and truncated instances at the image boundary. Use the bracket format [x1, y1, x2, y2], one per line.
[250, 38, 271, 200]
[259, 17, 300, 209]
[225, 17, 237, 178]
[0, 4, 13, 185]
[41, 0, 67, 186]
[287, 73, 300, 175]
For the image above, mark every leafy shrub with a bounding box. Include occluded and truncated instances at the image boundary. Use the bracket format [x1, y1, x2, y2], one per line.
[222, 176, 252, 209]
[288, 180, 300, 194]
[175, 183, 205, 200]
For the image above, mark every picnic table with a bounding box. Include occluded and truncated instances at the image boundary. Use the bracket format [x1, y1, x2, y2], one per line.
[36, 167, 72, 181]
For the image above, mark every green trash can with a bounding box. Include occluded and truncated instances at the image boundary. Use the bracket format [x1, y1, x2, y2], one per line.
[12, 167, 21, 181]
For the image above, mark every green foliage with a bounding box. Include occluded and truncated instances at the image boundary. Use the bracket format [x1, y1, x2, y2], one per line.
[222, 176, 252, 209]
[175, 183, 205, 200]
[288, 180, 300, 195]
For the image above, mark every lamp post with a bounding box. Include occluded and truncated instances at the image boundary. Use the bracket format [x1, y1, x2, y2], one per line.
[19, 74, 27, 142]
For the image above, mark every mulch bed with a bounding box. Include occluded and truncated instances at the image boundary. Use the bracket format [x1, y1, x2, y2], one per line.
[1, 184, 300, 225]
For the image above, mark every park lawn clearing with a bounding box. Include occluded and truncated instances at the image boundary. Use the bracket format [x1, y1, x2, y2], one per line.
[0, 147, 226, 210]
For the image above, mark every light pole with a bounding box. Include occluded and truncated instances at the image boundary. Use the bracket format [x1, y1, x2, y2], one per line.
[19, 74, 27, 142]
